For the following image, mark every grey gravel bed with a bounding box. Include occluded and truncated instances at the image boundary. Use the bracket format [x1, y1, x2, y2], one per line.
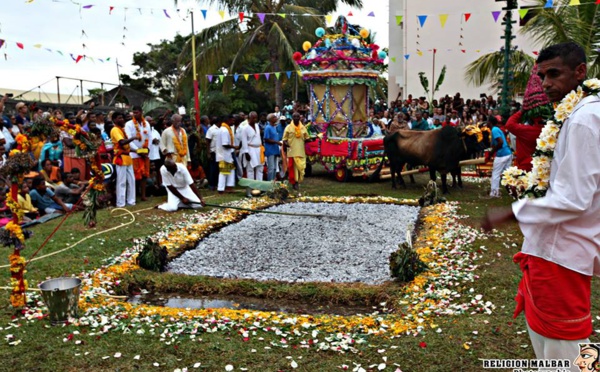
[167, 202, 420, 284]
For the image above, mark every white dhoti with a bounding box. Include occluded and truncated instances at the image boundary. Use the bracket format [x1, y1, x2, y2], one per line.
[158, 185, 201, 212]
[490, 154, 512, 197]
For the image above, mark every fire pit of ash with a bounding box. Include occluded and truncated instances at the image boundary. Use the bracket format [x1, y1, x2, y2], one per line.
[168, 202, 419, 284]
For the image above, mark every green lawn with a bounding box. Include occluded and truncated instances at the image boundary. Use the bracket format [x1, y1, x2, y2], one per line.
[0, 168, 597, 372]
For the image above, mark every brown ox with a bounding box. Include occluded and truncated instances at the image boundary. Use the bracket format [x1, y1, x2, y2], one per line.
[375, 126, 465, 194]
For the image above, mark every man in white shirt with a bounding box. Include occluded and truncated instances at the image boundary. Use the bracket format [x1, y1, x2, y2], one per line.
[216, 117, 236, 193]
[240, 112, 264, 181]
[483, 42, 600, 366]
[158, 158, 204, 212]
[124, 105, 152, 201]
[160, 114, 190, 165]
[205, 119, 220, 190]
[148, 117, 162, 169]
[234, 116, 246, 179]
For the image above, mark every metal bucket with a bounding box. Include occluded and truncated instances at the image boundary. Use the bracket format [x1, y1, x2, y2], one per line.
[38, 277, 82, 325]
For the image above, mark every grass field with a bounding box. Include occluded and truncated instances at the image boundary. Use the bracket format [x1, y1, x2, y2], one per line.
[0, 168, 597, 372]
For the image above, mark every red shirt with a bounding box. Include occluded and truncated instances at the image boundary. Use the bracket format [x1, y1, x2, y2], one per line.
[504, 111, 544, 171]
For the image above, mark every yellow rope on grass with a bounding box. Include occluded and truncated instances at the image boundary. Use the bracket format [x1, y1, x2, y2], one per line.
[0, 208, 136, 269]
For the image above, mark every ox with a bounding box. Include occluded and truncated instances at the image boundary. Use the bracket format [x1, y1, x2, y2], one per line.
[375, 126, 465, 194]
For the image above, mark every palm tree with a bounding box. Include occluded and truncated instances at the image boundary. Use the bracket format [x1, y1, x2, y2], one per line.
[178, 0, 363, 107]
[465, 0, 600, 94]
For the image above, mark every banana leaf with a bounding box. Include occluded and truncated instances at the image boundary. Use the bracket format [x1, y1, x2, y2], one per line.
[238, 178, 280, 192]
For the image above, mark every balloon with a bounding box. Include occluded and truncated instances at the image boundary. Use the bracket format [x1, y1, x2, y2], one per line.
[359, 29, 369, 39]
[315, 27, 326, 38]
[378, 51, 387, 60]
[351, 38, 360, 48]
[302, 41, 312, 52]
[293, 52, 303, 61]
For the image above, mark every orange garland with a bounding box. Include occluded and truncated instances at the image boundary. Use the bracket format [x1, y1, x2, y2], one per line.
[172, 127, 188, 163]
[132, 116, 149, 149]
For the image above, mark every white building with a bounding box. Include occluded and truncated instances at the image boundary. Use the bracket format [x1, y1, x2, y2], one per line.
[388, 0, 539, 103]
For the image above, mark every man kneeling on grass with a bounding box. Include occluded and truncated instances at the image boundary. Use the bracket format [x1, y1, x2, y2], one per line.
[157, 158, 205, 212]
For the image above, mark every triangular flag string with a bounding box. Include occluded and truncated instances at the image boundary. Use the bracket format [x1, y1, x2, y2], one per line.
[417, 15, 427, 28]
[492, 11, 501, 23]
[464, 13, 471, 23]
[439, 14, 448, 28]
[519, 9, 529, 19]
[257, 13, 265, 24]
[395, 15, 403, 26]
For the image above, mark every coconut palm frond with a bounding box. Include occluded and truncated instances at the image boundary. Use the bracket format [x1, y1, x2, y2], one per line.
[418, 72, 430, 95]
[142, 98, 176, 113]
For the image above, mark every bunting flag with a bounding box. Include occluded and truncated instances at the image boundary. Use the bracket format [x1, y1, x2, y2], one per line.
[239, 12, 244, 22]
[82, 4, 93, 9]
[416, 50, 423, 57]
[0, 40, 4, 49]
[569, 0, 580, 4]
[286, 71, 292, 79]
[274, 72, 280, 79]
[367, 11, 375, 17]
[545, 0, 553, 8]
[395, 15, 403, 25]
[417, 15, 427, 27]
[163, 9, 170, 18]
[16, 43, 24, 49]
[390, 57, 396, 63]
[234, 73, 239, 82]
[297, 71, 302, 77]
[109, 6, 114, 14]
[464, 13, 471, 22]
[347, 11, 353, 17]
[519, 9, 529, 19]
[257, 13, 265, 24]
[278, 13, 286, 18]
[244, 74, 249, 81]
[218, 75, 224, 83]
[254, 74, 260, 80]
[325, 15, 332, 24]
[201, 9, 207, 19]
[33, 44, 42, 48]
[265, 73, 270, 81]
[218, 10, 225, 19]
[492, 11, 501, 23]
[207, 75, 213, 83]
[439, 14, 448, 28]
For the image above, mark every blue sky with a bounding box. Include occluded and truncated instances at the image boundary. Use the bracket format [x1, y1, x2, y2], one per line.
[0, 0, 388, 96]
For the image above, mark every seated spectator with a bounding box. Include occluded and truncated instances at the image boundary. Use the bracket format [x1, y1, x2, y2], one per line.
[17, 183, 39, 222]
[70, 167, 87, 187]
[0, 189, 11, 227]
[39, 132, 63, 169]
[40, 159, 62, 188]
[29, 177, 72, 215]
[55, 172, 86, 205]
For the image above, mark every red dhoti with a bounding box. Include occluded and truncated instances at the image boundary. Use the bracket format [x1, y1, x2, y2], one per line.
[513, 252, 592, 340]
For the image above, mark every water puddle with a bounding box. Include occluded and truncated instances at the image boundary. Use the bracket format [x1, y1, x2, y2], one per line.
[128, 293, 380, 316]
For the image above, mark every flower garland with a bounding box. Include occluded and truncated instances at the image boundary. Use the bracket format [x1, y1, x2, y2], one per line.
[132, 116, 149, 150]
[8, 254, 27, 308]
[172, 127, 188, 163]
[502, 79, 600, 199]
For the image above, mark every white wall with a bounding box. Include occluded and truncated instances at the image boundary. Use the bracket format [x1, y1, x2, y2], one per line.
[389, 0, 539, 103]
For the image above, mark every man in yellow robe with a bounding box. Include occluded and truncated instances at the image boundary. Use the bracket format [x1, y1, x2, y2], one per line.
[282, 113, 315, 190]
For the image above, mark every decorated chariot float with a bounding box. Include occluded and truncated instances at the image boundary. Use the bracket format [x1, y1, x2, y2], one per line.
[294, 16, 387, 181]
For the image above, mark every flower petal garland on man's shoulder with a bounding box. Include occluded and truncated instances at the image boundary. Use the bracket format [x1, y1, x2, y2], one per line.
[502, 78, 600, 199]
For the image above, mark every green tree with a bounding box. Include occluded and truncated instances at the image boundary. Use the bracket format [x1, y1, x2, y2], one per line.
[179, 0, 362, 107]
[122, 34, 189, 103]
[464, 0, 600, 94]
